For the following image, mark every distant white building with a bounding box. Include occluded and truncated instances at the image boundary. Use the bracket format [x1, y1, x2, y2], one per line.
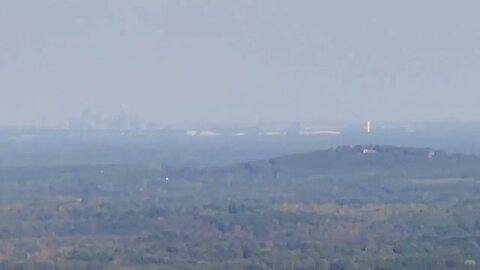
[262, 131, 287, 136]
[299, 130, 341, 136]
[465, 259, 477, 267]
[186, 130, 198, 136]
[186, 130, 220, 136]
[363, 148, 377, 154]
[199, 130, 220, 136]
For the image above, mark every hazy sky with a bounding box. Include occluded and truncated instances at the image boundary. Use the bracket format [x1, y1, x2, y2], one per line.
[1, 0, 480, 125]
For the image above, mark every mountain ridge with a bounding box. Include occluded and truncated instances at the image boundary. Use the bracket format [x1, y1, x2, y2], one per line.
[175, 145, 480, 181]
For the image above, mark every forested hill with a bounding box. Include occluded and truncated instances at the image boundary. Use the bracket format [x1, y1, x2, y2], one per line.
[1, 146, 480, 269]
[183, 145, 480, 181]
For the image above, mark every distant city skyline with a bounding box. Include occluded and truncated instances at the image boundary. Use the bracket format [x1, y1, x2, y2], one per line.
[1, 1, 480, 125]
[6, 108, 480, 133]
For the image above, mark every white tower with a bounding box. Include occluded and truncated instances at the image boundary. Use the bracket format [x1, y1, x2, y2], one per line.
[367, 121, 371, 133]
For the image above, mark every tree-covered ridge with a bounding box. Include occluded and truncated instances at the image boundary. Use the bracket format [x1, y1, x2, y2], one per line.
[199, 145, 480, 181]
[0, 146, 480, 269]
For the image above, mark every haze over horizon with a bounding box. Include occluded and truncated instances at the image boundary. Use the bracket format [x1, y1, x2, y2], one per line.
[1, 1, 480, 126]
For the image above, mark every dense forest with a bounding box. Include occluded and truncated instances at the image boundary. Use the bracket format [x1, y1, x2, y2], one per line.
[1, 145, 480, 269]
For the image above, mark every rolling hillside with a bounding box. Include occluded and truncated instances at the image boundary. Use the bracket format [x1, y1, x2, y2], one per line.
[186, 145, 480, 181]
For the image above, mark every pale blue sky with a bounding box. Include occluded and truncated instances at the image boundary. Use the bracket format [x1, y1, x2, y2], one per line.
[1, 0, 480, 125]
